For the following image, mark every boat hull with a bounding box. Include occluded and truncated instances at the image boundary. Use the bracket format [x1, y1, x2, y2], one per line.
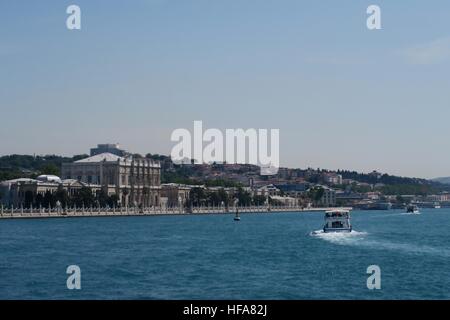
[323, 227, 352, 233]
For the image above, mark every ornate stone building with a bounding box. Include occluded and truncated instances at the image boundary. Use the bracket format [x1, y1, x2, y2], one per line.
[160, 183, 191, 208]
[61, 153, 161, 207]
[0, 177, 101, 207]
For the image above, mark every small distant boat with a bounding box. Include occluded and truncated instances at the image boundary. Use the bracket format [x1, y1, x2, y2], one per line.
[323, 209, 352, 233]
[406, 204, 420, 214]
[434, 202, 441, 209]
[234, 209, 240, 221]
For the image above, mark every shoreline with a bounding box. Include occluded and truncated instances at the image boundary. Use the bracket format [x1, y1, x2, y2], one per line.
[0, 206, 352, 220]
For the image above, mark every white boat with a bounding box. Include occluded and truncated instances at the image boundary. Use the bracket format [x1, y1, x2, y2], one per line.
[323, 209, 352, 233]
[406, 204, 420, 214]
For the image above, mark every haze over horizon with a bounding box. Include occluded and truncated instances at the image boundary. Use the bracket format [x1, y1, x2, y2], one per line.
[1, 1, 450, 179]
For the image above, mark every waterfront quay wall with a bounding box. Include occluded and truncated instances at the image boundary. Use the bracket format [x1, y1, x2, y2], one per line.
[0, 205, 352, 219]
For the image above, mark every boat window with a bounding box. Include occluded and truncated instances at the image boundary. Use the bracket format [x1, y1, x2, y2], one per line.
[332, 221, 344, 228]
[326, 211, 349, 218]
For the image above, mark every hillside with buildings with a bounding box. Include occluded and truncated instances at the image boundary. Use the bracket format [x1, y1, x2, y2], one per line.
[1, 144, 450, 210]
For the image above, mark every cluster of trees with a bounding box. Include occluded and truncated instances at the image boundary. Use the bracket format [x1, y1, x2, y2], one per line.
[307, 186, 325, 205]
[188, 187, 230, 207]
[379, 184, 439, 196]
[22, 187, 119, 209]
[336, 169, 440, 188]
[0, 169, 24, 182]
[188, 187, 282, 208]
[342, 181, 440, 196]
[0, 154, 89, 181]
[144, 153, 170, 161]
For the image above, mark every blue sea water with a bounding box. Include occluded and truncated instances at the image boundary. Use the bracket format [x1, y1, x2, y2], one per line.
[0, 209, 449, 299]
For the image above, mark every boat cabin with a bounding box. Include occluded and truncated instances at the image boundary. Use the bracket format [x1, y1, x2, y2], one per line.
[323, 209, 352, 233]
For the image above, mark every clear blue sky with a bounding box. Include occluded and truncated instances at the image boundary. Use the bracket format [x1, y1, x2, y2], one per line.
[1, 0, 449, 178]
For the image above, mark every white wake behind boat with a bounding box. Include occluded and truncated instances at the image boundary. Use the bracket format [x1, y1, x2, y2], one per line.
[323, 209, 352, 233]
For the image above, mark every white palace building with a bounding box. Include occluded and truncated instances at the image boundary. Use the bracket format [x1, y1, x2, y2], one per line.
[0, 143, 163, 208]
[61, 152, 161, 207]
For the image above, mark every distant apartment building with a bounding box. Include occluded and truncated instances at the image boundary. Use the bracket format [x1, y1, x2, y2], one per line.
[62, 152, 161, 207]
[365, 191, 381, 200]
[270, 195, 298, 206]
[427, 193, 450, 202]
[316, 185, 336, 207]
[335, 190, 363, 206]
[254, 184, 280, 197]
[275, 183, 309, 197]
[342, 179, 357, 185]
[323, 173, 342, 185]
[277, 168, 291, 180]
[90, 143, 127, 157]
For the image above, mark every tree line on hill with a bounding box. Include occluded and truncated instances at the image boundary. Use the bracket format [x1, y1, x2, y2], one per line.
[0, 154, 89, 181]
[187, 186, 286, 208]
[1, 154, 449, 197]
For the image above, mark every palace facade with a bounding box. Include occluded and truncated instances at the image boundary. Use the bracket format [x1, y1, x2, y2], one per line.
[61, 153, 161, 207]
